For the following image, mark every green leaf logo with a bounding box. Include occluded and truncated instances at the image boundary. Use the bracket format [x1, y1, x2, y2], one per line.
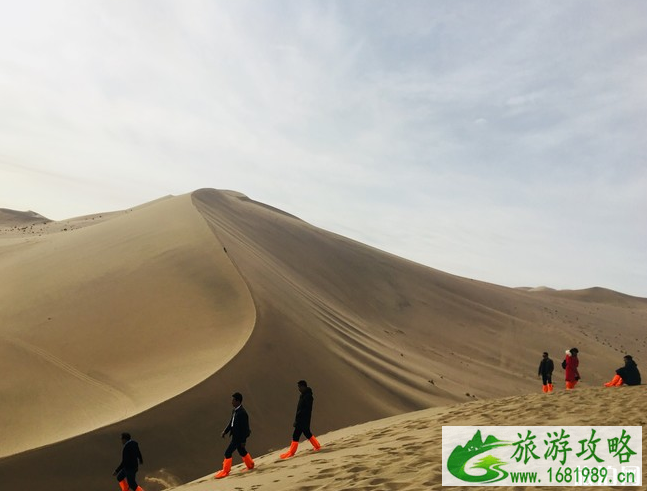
[447, 430, 512, 483]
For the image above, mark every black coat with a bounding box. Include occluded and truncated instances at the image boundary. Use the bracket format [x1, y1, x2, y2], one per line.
[115, 440, 143, 473]
[294, 387, 314, 428]
[223, 406, 251, 442]
[617, 360, 641, 386]
[538, 358, 554, 376]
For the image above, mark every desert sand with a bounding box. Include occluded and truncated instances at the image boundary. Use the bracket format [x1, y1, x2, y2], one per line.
[1, 189, 645, 491]
[168, 386, 647, 491]
[0, 194, 255, 456]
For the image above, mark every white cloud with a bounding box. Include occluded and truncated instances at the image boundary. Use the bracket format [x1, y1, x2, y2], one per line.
[1, 0, 645, 296]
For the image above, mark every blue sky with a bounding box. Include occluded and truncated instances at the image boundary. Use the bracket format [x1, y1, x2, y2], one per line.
[1, 1, 646, 296]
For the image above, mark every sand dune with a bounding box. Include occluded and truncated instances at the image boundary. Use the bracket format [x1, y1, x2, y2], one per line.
[0, 208, 50, 226]
[531, 286, 647, 307]
[169, 386, 647, 491]
[0, 194, 255, 456]
[1, 189, 645, 491]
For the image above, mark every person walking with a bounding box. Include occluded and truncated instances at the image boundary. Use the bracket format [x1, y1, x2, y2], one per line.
[112, 432, 144, 491]
[538, 352, 554, 393]
[563, 348, 580, 390]
[605, 355, 641, 387]
[214, 392, 254, 479]
[280, 380, 321, 459]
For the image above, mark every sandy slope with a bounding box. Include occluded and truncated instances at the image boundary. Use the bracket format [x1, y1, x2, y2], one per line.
[169, 386, 647, 491]
[0, 194, 255, 456]
[0, 208, 50, 226]
[1, 189, 645, 491]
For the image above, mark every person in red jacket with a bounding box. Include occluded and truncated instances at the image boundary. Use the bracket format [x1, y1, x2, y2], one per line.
[564, 348, 580, 390]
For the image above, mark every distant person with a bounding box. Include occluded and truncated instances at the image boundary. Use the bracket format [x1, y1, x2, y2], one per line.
[538, 352, 554, 393]
[563, 348, 580, 390]
[214, 392, 254, 479]
[605, 355, 641, 387]
[280, 380, 321, 459]
[112, 432, 144, 491]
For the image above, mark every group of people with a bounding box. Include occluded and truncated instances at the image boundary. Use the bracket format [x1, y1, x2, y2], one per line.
[113, 380, 320, 491]
[211, 380, 321, 479]
[537, 348, 580, 392]
[538, 349, 641, 392]
[112, 357, 642, 490]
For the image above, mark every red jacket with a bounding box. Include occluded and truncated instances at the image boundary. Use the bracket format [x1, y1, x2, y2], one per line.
[564, 354, 580, 381]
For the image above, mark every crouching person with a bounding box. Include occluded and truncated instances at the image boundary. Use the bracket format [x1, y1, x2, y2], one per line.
[605, 355, 641, 387]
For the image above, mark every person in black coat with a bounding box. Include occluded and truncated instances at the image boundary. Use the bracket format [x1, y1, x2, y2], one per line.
[112, 432, 143, 491]
[618, 356, 642, 385]
[214, 392, 254, 478]
[280, 380, 321, 459]
[538, 352, 554, 393]
[606, 355, 642, 386]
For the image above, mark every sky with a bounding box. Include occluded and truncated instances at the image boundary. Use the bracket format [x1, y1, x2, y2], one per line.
[1, 1, 646, 297]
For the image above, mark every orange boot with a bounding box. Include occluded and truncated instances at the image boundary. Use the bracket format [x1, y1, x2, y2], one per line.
[280, 441, 299, 459]
[605, 374, 623, 387]
[118, 479, 129, 491]
[548, 383, 554, 392]
[214, 457, 232, 479]
[309, 436, 321, 451]
[542, 384, 548, 393]
[243, 453, 255, 470]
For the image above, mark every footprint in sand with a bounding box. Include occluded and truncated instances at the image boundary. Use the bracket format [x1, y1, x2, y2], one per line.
[377, 446, 396, 453]
[316, 467, 335, 477]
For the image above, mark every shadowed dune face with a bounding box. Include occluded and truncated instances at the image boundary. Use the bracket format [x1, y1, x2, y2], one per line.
[1, 189, 646, 491]
[192, 189, 647, 404]
[0, 208, 51, 226]
[0, 194, 255, 457]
